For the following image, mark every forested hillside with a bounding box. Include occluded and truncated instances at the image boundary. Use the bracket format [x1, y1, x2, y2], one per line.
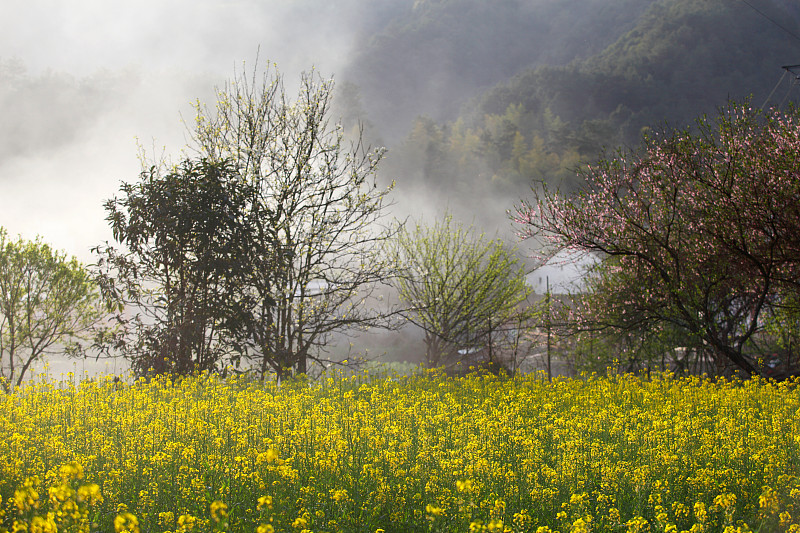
[341, 0, 800, 232]
[343, 0, 661, 140]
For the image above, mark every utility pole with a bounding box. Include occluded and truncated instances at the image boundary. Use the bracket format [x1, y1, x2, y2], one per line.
[546, 276, 552, 381]
[782, 64, 800, 78]
[487, 318, 493, 368]
[761, 65, 800, 109]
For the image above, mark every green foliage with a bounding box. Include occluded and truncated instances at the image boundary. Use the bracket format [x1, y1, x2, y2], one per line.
[377, 0, 800, 223]
[98, 63, 396, 379]
[518, 101, 800, 377]
[470, 0, 800, 150]
[0, 228, 105, 391]
[390, 215, 532, 370]
[345, 0, 660, 137]
[96, 158, 254, 376]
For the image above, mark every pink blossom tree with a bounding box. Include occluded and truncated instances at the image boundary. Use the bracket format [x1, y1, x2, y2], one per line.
[515, 102, 800, 377]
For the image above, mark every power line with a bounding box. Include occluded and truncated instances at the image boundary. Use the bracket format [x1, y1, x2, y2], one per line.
[778, 78, 796, 107]
[739, 0, 800, 44]
[761, 68, 787, 108]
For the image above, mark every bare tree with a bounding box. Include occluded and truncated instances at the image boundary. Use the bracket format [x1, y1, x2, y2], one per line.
[187, 63, 396, 378]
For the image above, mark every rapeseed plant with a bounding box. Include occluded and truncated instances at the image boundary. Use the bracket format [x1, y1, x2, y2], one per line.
[0, 370, 799, 532]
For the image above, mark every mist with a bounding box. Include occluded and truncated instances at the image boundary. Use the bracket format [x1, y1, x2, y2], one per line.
[4, 0, 798, 374]
[0, 0, 714, 261]
[0, 0, 385, 263]
[0, 0, 405, 375]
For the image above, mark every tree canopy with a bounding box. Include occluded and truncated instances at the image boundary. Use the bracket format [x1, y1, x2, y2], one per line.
[189, 65, 396, 378]
[98, 64, 396, 379]
[96, 158, 252, 375]
[391, 215, 531, 371]
[516, 102, 800, 377]
[0, 229, 105, 390]
[374, 0, 800, 235]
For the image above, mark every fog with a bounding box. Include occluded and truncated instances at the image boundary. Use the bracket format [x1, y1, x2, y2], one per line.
[0, 0, 378, 263]
[9, 0, 775, 375]
[0, 0, 413, 375]
[1, 0, 677, 267]
[0, 0, 366, 76]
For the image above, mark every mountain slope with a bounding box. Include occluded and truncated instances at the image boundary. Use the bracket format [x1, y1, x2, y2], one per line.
[374, 0, 800, 232]
[342, 0, 661, 141]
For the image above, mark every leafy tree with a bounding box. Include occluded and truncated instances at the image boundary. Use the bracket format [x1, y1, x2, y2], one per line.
[186, 64, 395, 379]
[95, 158, 254, 376]
[390, 215, 531, 371]
[760, 292, 800, 377]
[516, 102, 800, 377]
[0, 229, 105, 390]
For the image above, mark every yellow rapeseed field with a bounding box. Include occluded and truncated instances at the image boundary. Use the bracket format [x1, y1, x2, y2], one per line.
[0, 369, 798, 533]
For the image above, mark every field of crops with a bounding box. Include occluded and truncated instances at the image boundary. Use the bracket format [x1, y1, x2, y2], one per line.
[1, 369, 799, 533]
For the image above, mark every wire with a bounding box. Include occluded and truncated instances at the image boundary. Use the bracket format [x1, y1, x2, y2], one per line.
[778, 80, 795, 108]
[761, 69, 788, 108]
[739, 0, 800, 45]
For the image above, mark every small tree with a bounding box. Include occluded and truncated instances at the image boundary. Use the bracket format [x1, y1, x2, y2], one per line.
[516, 102, 800, 377]
[390, 215, 532, 371]
[0, 229, 105, 390]
[95, 158, 254, 376]
[185, 63, 396, 379]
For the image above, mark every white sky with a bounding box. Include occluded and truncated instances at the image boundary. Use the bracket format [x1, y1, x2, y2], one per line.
[0, 0, 356, 76]
[0, 0, 361, 262]
[526, 249, 598, 294]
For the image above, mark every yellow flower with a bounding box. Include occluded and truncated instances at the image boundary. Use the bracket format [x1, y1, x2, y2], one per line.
[76, 483, 103, 506]
[694, 502, 707, 523]
[59, 461, 84, 482]
[257, 495, 273, 511]
[29, 516, 57, 533]
[759, 486, 780, 515]
[425, 504, 445, 519]
[114, 512, 141, 533]
[456, 479, 474, 493]
[713, 492, 737, 511]
[513, 510, 532, 527]
[158, 511, 175, 526]
[177, 514, 197, 533]
[486, 519, 504, 532]
[626, 515, 649, 533]
[48, 484, 72, 504]
[330, 489, 348, 502]
[469, 520, 485, 532]
[572, 516, 590, 533]
[210, 500, 228, 523]
[257, 525, 275, 533]
[14, 482, 39, 512]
